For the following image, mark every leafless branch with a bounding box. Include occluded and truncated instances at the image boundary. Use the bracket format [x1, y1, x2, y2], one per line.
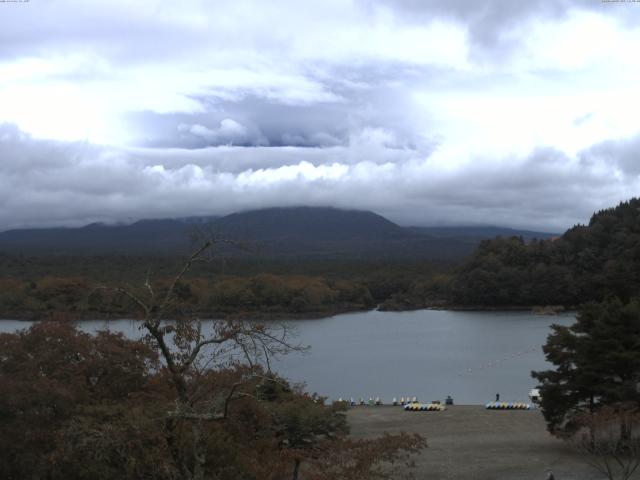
[574, 406, 640, 480]
[181, 336, 229, 372]
[158, 239, 215, 316]
[223, 381, 243, 419]
[114, 288, 151, 316]
[144, 269, 155, 303]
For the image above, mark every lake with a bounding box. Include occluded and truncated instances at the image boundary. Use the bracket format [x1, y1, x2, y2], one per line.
[0, 309, 575, 405]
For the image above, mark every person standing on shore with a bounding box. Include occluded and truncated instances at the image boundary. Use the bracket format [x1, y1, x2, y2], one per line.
[496, 393, 500, 402]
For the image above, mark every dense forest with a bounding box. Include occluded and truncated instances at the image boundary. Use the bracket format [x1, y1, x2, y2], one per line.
[1, 199, 639, 318]
[451, 198, 640, 307]
[0, 274, 373, 320]
[0, 255, 451, 319]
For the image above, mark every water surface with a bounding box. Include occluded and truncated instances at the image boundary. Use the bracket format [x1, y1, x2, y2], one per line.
[1, 309, 574, 404]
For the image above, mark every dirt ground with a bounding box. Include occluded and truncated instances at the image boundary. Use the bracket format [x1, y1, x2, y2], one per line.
[347, 405, 617, 480]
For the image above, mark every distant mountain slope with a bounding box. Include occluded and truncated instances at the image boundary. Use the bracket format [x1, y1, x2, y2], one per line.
[214, 207, 405, 240]
[0, 207, 556, 259]
[0, 218, 216, 255]
[407, 226, 557, 241]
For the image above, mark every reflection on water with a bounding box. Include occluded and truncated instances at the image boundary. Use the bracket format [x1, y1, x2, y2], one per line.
[0, 309, 575, 404]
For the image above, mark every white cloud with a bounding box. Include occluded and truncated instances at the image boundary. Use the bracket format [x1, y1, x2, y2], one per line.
[179, 119, 250, 146]
[1, 1, 640, 230]
[2, 124, 639, 232]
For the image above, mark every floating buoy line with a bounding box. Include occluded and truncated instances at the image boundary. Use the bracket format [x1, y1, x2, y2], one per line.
[457, 346, 539, 377]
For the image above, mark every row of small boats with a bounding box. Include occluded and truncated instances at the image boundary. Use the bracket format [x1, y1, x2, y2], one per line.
[404, 403, 447, 411]
[336, 397, 533, 410]
[338, 396, 425, 406]
[485, 401, 531, 410]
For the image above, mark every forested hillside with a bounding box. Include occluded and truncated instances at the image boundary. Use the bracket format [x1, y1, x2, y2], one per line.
[451, 198, 640, 307]
[3, 200, 636, 316]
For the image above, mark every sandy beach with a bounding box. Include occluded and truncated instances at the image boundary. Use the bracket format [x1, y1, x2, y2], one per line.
[348, 405, 612, 480]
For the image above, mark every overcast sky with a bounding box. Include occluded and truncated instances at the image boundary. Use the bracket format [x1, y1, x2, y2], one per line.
[1, 0, 639, 231]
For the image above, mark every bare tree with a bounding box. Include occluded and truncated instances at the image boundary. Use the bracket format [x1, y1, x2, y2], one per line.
[105, 238, 305, 480]
[573, 405, 640, 480]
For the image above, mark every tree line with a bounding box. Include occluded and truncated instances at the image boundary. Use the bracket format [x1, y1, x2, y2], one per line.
[451, 198, 640, 307]
[0, 255, 454, 319]
[0, 274, 375, 320]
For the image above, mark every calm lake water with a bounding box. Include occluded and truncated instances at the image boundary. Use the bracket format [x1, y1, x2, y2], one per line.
[0, 309, 575, 405]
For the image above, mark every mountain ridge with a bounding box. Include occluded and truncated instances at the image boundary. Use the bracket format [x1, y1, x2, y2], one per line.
[0, 206, 557, 259]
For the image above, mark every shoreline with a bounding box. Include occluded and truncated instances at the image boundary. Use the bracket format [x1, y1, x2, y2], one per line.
[0, 306, 368, 322]
[0, 303, 576, 322]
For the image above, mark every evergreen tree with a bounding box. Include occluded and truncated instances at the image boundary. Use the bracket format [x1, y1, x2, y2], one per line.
[532, 297, 640, 436]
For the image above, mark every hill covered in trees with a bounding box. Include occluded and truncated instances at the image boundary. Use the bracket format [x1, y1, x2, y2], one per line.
[450, 198, 640, 307]
[9, 199, 640, 316]
[0, 204, 556, 318]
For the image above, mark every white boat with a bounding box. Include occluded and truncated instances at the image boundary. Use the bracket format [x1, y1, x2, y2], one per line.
[528, 388, 541, 403]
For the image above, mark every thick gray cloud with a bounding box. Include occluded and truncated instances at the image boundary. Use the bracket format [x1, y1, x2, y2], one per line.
[2, 123, 638, 232]
[363, 0, 638, 42]
[1, 1, 639, 232]
[127, 75, 432, 151]
[581, 134, 640, 176]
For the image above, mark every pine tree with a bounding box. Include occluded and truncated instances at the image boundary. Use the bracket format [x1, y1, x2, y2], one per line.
[532, 297, 640, 436]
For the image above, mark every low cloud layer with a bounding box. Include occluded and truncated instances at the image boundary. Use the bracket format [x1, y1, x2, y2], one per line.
[2, 123, 638, 232]
[1, 1, 639, 232]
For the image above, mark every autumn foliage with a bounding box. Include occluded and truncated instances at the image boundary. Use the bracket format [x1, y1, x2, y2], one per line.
[0, 274, 375, 320]
[0, 322, 424, 479]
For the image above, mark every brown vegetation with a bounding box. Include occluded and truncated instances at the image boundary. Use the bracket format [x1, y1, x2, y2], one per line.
[0, 240, 425, 480]
[0, 273, 375, 320]
[573, 406, 640, 480]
